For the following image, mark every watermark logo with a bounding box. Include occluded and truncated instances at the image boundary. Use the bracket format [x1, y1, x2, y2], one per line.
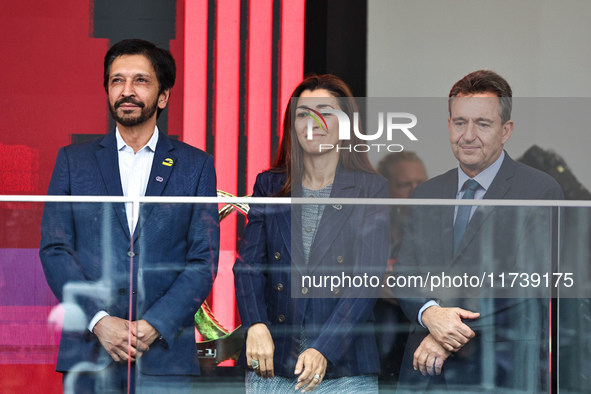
[305, 107, 328, 132]
[305, 108, 417, 152]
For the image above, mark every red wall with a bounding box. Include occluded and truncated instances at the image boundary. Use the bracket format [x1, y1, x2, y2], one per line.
[0, 0, 304, 389]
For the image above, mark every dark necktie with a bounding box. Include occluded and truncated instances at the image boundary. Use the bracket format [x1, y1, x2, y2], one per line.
[453, 179, 480, 254]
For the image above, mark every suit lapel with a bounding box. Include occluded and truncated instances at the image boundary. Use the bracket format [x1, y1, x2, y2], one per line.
[145, 132, 176, 197]
[306, 167, 358, 273]
[95, 130, 130, 239]
[290, 201, 307, 277]
[277, 203, 293, 259]
[135, 132, 176, 241]
[271, 174, 293, 262]
[454, 154, 515, 258]
[441, 171, 457, 266]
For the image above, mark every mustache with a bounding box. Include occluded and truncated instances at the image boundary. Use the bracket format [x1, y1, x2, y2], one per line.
[115, 97, 145, 109]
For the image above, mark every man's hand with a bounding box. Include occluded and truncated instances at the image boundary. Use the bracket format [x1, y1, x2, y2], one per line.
[413, 334, 451, 376]
[93, 316, 149, 363]
[246, 323, 275, 379]
[131, 319, 161, 347]
[422, 306, 479, 351]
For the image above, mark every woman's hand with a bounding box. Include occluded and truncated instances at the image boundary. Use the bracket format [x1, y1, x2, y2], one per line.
[294, 348, 327, 392]
[246, 323, 275, 379]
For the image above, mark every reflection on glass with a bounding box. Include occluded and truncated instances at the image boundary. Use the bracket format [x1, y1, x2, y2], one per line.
[558, 207, 591, 393]
[1, 200, 590, 392]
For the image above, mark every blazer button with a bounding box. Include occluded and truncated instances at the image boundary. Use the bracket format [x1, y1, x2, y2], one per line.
[127, 251, 136, 257]
[119, 288, 127, 295]
[274, 252, 281, 260]
[278, 314, 286, 323]
[276, 283, 284, 292]
[332, 287, 340, 295]
[301, 287, 309, 295]
[336, 256, 344, 264]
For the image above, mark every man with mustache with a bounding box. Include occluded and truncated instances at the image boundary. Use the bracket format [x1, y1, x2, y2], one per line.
[40, 39, 219, 393]
[393, 70, 563, 392]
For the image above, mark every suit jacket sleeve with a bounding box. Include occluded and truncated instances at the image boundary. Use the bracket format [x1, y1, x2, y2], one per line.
[233, 173, 271, 333]
[141, 154, 220, 345]
[39, 147, 107, 324]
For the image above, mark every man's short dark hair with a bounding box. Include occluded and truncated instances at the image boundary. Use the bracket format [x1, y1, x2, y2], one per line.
[103, 39, 176, 118]
[448, 70, 512, 124]
[377, 151, 424, 181]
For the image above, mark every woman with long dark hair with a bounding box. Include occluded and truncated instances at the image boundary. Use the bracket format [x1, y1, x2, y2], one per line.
[233, 74, 389, 393]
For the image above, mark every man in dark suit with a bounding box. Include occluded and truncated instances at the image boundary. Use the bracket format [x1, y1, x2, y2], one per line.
[39, 39, 219, 393]
[394, 70, 563, 392]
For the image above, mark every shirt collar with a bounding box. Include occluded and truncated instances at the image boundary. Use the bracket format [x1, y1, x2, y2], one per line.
[457, 150, 505, 194]
[115, 126, 159, 153]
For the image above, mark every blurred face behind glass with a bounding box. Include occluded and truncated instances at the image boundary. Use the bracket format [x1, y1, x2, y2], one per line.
[294, 89, 341, 156]
[388, 160, 427, 199]
[448, 92, 513, 178]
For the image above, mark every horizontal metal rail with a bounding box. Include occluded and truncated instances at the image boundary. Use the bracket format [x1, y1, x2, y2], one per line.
[0, 195, 589, 207]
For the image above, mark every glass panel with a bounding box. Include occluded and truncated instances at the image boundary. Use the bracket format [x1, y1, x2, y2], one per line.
[0, 201, 59, 389]
[135, 199, 241, 391]
[1, 201, 139, 392]
[2, 198, 590, 392]
[558, 207, 591, 394]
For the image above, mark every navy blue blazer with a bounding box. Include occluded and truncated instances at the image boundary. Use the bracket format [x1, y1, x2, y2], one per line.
[39, 129, 220, 375]
[393, 153, 563, 389]
[233, 166, 389, 378]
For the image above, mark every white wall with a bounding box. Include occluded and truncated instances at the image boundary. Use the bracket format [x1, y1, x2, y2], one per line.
[367, 0, 591, 190]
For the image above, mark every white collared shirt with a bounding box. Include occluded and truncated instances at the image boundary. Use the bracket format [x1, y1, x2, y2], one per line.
[116, 126, 159, 233]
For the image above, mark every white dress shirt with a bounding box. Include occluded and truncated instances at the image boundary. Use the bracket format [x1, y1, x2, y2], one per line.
[116, 126, 159, 233]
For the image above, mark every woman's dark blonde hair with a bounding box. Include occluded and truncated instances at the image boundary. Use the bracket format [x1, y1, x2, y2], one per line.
[272, 74, 376, 196]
